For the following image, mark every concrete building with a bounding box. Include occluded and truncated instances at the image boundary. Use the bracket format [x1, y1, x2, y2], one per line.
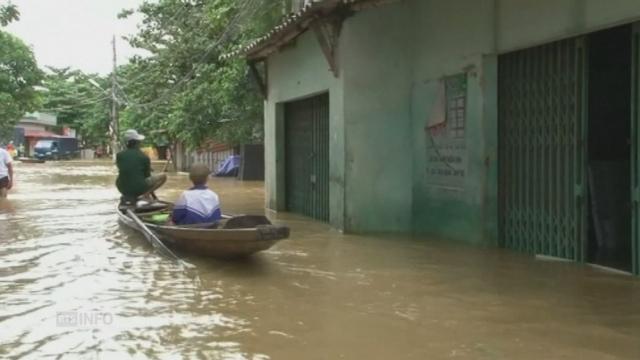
[16, 112, 60, 156]
[227, 0, 640, 275]
[17, 112, 57, 134]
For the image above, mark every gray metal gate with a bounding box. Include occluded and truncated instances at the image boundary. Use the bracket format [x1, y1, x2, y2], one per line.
[499, 38, 587, 261]
[631, 24, 640, 275]
[285, 93, 330, 222]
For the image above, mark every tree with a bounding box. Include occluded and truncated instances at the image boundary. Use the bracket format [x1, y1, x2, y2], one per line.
[39, 67, 112, 147]
[0, 3, 19, 26]
[0, 30, 42, 141]
[117, 0, 282, 149]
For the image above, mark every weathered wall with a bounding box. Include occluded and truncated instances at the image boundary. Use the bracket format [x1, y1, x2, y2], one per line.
[265, 2, 414, 233]
[265, 30, 346, 229]
[408, 0, 498, 244]
[264, 0, 640, 240]
[408, 0, 640, 244]
[340, 1, 414, 232]
[497, 0, 640, 53]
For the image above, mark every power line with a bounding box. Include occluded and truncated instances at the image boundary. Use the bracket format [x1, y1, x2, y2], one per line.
[43, 88, 130, 112]
[71, 1, 198, 112]
[116, 1, 196, 86]
[126, 0, 257, 106]
[38, 1, 268, 131]
[44, 95, 111, 111]
[124, 0, 260, 110]
[118, 0, 253, 89]
[115, 82, 132, 105]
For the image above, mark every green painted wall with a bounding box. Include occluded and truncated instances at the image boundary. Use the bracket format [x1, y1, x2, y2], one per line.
[410, 61, 496, 244]
[407, 0, 640, 244]
[409, 0, 497, 244]
[340, 1, 414, 232]
[265, 30, 345, 229]
[264, 0, 640, 243]
[497, 0, 640, 53]
[266, 2, 414, 233]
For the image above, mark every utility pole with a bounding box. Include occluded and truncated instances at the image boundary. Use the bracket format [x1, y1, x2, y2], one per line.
[111, 35, 119, 160]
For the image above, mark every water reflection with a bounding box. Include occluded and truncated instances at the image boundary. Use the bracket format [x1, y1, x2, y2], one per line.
[0, 161, 639, 359]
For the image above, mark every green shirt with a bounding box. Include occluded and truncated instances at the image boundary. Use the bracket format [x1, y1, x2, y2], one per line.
[116, 148, 151, 197]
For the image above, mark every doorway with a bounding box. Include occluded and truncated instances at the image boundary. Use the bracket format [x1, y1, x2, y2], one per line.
[586, 25, 633, 272]
[284, 93, 330, 222]
[498, 37, 586, 260]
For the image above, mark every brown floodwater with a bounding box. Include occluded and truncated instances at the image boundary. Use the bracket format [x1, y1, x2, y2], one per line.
[1, 161, 639, 360]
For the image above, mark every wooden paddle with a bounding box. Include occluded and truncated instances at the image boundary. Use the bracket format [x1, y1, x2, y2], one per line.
[161, 159, 171, 173]
[125, 209, 195, 270]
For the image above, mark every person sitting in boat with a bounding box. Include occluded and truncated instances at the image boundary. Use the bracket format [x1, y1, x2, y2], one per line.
[116, 129, 167, 204]
[172, 163, 222, 225]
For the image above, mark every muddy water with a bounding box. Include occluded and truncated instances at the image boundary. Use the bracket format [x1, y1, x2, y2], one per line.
[1, 161, 639, 360]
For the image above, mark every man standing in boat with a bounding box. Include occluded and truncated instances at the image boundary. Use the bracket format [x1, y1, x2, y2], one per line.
[116, 129, 167, 204]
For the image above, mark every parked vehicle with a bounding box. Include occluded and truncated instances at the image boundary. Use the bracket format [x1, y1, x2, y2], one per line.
[34, 137, 79, 160]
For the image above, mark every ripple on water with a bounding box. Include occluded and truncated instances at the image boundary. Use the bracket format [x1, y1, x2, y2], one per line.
[3, 162, 640, 360]
[0, 163, 267, 360]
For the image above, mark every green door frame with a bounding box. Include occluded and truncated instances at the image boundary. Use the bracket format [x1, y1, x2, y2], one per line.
[576, 37, 589, 265]
[631, 24, 640, 276]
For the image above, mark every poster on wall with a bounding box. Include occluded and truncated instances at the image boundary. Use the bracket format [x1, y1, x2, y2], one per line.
[424, 73, 468, 190]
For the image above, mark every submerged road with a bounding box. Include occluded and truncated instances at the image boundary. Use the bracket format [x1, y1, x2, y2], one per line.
[0, 161, 639, 359]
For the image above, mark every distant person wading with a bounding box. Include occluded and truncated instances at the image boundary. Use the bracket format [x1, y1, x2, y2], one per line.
[0, 146, 14, 198]
[116, 129, 167, 204]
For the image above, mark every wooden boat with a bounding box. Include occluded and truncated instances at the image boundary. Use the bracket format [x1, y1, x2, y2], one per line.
[18, 158, 45, 164]
[117, 201, 290, 258]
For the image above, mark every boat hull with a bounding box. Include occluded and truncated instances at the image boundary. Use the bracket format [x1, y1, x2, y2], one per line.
[117, 208, 289, 258]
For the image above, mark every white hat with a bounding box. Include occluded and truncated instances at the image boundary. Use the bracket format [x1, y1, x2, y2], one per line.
[124, 129, 145, 141]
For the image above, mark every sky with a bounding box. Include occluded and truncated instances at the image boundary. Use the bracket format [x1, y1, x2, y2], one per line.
[6, 0, 147, 75]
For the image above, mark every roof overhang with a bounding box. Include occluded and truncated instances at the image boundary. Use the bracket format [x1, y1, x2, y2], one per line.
[24, 130, 63, 139]
[221, 0, 400, 62]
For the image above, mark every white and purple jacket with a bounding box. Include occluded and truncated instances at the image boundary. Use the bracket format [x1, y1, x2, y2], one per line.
[172, 185, 222, 225]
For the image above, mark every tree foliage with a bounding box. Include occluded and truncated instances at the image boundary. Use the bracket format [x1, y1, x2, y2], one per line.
[1, 0, 287, 149]
[39, 68, 112, 146]
[0, 30, 42, 141]
[117, 0, 283, 148]
[0, 3, 19, 26]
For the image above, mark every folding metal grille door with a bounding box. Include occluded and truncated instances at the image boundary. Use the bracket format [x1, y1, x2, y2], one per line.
[284, 93, 330, 222]
[499, 38, 587, 261]
[632, 24, 640, 275]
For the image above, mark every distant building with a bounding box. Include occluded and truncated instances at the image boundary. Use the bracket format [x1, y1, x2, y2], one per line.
[15, 112, 76, 157]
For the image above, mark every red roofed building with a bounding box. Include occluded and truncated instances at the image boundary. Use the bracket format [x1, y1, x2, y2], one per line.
[15, 112, 76, 157]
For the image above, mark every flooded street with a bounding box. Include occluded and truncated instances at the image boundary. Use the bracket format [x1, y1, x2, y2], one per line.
[1, 161, 639, 359]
